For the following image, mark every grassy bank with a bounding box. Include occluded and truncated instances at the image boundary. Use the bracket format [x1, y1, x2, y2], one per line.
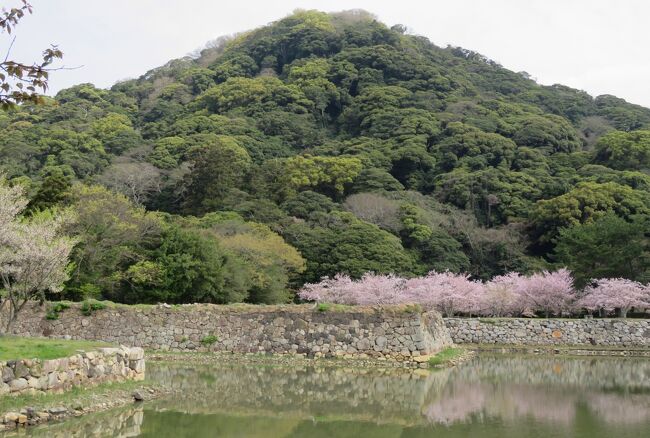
[428, 347, 467, 367]
[0, 336, 110, 361]
[0, 379, 154, 414]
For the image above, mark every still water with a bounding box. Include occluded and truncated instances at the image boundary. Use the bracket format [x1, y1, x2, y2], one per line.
[6, 355, 650, 437]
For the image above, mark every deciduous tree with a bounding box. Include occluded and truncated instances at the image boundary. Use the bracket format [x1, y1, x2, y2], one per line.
[578, 278, 650, 317]
[0, 177, 74, 332]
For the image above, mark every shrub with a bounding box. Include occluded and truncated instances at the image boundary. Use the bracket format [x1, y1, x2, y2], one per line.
[200, 335, 218, 345]
[46, 302, 71, 320]
[317, 303, 332, 312]
[80, 300, 107, 316]
[315, 302, 351, 312]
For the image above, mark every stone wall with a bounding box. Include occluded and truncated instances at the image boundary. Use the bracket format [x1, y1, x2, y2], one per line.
[2, 303, 452, 361]
[446, 318, 650, 347]
[0, 346, 144, 397]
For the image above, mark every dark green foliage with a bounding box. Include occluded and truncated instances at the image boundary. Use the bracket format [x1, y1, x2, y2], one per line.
[45, 302, 71, 320]
[281, 191, 337, 219]
[594, 130, 650, 171]
[531, 181, 650, 244]
[398, 203, 469, 273]
[554, 214, 649, 287]
[80, 300, 106, 316]
[180, 137, 252, 214]
[145, 225, 248, 304]
[200, 335, 219, 346]
[283, 212, 417, 283]
[510, 114, 582, 153]
[27, 169, 72, 213]
[595, 95, 650, 131]
[350, 168, 404, 193]
[433, 122, 516, 171]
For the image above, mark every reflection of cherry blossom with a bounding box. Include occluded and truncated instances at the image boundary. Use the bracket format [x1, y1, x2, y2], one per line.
[422, 382, 486, 425]
[423, 382, 576, 426]
[586, 393, 650, 423]
[487, 385, 575, 424]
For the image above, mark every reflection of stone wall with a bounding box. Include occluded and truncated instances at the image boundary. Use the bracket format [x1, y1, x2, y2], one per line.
[147, 362, 447, 425]
[447, 355, 650, 390]
[421, 357, 650, 427]
[1, 407, 144, 438]
[0, 347, 144, 397]
[144, 359, 650, 428]
[446, 318, 650, 347]
[2, 304, 452, 360]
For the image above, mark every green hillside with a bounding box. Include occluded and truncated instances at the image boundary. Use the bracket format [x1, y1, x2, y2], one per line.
[2, 9, 649, 303]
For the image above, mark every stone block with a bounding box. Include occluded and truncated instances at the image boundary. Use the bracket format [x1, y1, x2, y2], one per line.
[47, 372, 59, 389]
[129, 359, 145, 374]
[42, 359, 59, 374]
[13, 361, 30, 379]
[9, 378, 28, 392]
[127, 347, 144, 360]
[2, 366, 14, 383]
[4, 413, 19, 423]
[27, 376, 42, 390]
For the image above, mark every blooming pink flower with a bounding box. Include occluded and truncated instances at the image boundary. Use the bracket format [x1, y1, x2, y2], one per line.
[483, 272, 524, 316]
[519, 269, 576, 317]
[297, 268, 649, 319]
[578, 278, 650, 317]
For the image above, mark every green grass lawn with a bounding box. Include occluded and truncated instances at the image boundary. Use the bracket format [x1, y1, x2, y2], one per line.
[0, 336, 110, 361]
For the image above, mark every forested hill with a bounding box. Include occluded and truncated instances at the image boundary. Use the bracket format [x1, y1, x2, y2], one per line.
[2, 9, 650, 304]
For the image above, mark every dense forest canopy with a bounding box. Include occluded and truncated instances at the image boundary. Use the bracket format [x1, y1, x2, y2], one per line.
[2, 9, 649, 304]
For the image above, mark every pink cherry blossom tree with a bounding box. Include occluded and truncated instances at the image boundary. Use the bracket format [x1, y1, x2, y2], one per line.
[518, 269, 576, 318]
[0, 177, 75, 333]
[406, 271, 484, 316]
[297, 268, 650, 319]
[482, 272, 524, 316]
[299, 271, 485, 316]
[298, 273, 408, 305]
[578, 278, 650, 318]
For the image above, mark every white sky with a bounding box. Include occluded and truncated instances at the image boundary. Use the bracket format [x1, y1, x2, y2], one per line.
[6, 0, 650, 108]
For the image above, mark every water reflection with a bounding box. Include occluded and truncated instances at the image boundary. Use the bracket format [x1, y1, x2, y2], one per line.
[5, 355, 650, 437]
[1, 406, 143, 437]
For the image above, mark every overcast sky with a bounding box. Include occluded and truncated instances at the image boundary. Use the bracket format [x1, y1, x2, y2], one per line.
[6, 0, 650, 108]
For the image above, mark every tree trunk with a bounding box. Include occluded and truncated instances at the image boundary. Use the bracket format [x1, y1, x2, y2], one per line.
[3, 306, 14, 334]
[620, 308, 628, 318]
[2, 300, 21, 334]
